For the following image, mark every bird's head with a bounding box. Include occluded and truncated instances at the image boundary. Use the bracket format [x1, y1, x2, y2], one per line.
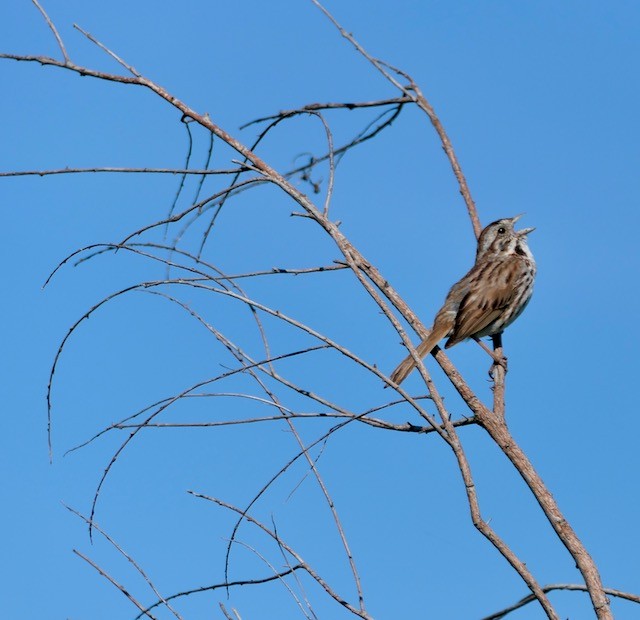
[476, 214, 535, 260]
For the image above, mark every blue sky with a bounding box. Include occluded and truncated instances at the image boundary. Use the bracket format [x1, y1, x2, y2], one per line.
[2, 1, 640, 619]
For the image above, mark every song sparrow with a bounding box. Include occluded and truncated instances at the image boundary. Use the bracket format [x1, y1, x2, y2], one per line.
[390, 215, 536, 385]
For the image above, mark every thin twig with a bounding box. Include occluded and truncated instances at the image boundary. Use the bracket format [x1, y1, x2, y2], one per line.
[73, 550, 157, 619]
[30, 0, 69, 64]
[236, 538, 313, 620]
[481, 583, 640, 620]
[165, 116, 195, 239]
[219, 603, 235, 620]
[136, 566, 304, 619]
[271, 518, 319, 620]
[315, 112, 335, 217]
[65, 505, 182, 619]
[73, 23, 140, 76]
[240, 97, 412, 129]
[0, 166, 244, 177]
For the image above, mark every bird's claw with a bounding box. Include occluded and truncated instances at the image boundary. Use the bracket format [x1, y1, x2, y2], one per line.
[488, 354, 508, 379]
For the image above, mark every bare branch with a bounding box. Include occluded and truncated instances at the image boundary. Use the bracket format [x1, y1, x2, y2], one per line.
[0, 166, 245, 177]
[219, 604, 235, 620]
[240, 96, 412, 129]
[65, 505, 182, 619]
[308, 111, 335, 217]
[165, 116, 197, 241]
[481, 583, 640, 620]
[235, 538, 314, 620]
[73, 23, 141, 76]
[490, 333, 506, 420]
[136, 566, 304, 620]
[30, 0, 69, 64]
[73, 549, 157, 619]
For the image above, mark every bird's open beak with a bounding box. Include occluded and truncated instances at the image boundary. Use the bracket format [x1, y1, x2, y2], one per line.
[511, 214, 534, 235]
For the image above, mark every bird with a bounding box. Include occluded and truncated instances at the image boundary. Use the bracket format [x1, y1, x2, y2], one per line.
[389, 215, 536, 385]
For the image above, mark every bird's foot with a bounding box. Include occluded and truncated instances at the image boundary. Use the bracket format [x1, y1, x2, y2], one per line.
[488, 354, 508, 379]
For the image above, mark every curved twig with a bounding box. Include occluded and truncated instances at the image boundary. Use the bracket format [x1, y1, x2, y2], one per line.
[481, 583, 640, 620]
[135, 565, 304, 620]
[190, 492, 372, 619]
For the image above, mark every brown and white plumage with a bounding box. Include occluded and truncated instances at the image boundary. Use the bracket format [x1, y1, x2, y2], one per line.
[390, 215, 536, 385]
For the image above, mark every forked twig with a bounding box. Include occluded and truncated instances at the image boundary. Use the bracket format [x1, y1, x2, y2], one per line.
[30, 0, 69, 64]
[74, 23, 140, 76]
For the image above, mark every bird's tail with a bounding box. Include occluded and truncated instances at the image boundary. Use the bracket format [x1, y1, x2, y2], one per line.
[389, 325, 449, 385]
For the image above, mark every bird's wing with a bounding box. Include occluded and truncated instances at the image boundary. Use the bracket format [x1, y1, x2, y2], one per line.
[445, 258, 522, 347]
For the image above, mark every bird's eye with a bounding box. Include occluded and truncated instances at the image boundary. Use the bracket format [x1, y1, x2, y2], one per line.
[497, 227, 506, 234]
